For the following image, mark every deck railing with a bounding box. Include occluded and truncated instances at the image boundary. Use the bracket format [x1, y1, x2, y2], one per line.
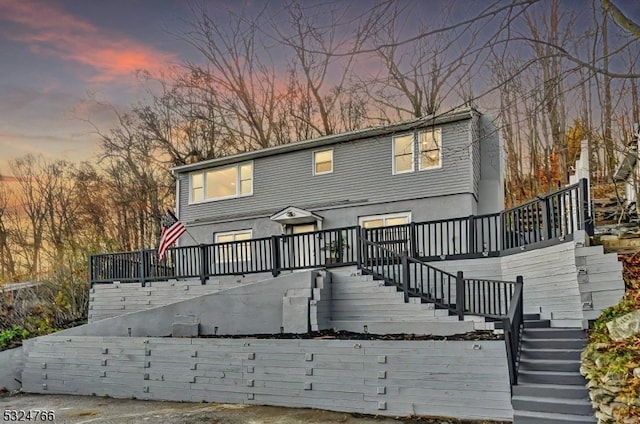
[90, 179, 590, 286]
[362, 178, 591, 259]
[90, 226, 359, 286]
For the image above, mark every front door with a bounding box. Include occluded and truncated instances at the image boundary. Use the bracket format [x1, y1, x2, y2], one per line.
[291, 224, 316, 267]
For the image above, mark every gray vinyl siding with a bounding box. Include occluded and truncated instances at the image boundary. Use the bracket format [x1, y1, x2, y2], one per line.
[178, 118, 473, 224]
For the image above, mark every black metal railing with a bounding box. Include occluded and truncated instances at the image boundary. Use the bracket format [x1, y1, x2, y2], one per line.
[90, 226, 359, 286]
[359, 236, 460, 315]
[502, 179, 591, 250]
[502, 276, 524, 386]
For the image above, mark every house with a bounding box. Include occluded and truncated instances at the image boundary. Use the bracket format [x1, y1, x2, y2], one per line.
[170, 107, 504, 250]
[36, 109, 627, 423]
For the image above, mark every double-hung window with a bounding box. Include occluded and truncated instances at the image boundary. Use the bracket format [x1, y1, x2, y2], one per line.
[190, 162, 253, 203]
[392, 134, 414, 174]
[215, 229, 252, 263]
[419, 129, 441, 170]
[313, 149, 333, 175]
[392, 129, 441, 174]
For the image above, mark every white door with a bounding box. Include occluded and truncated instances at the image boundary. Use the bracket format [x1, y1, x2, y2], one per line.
[292, 224, 316, 267]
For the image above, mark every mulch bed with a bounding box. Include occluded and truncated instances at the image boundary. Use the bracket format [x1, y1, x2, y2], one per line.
[193, 329, 503, 341]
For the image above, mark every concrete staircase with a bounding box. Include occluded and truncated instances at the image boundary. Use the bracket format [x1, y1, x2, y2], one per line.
[512, 315, 595, 424]
[327, 269, 475, 336]
[575, 245, 624, 323]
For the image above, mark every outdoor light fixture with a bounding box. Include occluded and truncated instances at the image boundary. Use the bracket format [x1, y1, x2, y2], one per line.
[286, 211, 295, 217]
[473, 344, 482, 350]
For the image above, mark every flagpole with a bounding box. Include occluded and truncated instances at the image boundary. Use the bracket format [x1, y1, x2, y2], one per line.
[166, 209, 200, 246]
[183, 227, 200, 245]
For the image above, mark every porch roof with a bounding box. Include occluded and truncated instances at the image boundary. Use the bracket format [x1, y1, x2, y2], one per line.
[270, 206, 323, 225]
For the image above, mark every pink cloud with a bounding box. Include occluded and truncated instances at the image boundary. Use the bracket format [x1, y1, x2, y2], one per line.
[0, 0, 177, 82]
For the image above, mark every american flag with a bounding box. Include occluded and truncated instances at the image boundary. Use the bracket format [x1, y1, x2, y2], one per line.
[158, 210, 186, 261]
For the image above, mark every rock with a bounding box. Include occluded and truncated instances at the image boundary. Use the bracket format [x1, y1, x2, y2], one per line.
[606, 310, 640, 341]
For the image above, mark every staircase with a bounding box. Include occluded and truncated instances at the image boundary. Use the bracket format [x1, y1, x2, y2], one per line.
[512, 314, 596, 423]
[327, 269, 475, 336]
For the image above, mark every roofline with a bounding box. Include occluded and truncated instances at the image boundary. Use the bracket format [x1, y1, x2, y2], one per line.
[171, 108, 476, 174]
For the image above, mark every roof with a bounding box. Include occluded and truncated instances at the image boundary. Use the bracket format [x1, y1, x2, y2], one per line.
[171, 107, 476, 174]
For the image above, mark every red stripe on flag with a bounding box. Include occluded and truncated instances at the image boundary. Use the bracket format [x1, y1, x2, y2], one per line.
[158, 221, 186, 261]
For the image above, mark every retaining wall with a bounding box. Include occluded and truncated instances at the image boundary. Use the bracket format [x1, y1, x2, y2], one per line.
[22, 336, 512, 420]
[431, 231, 624, 328]
[62, 271, 316, 338]
[0, 346, 23, 391]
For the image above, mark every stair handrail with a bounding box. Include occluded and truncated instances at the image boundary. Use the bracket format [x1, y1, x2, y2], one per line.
[358, 229, 525, 387]
[502, 276, 524, 386]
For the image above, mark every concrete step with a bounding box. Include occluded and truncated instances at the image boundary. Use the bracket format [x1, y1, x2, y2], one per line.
[524, 319, 551, 328]
[519, 358, 581, 372]
[512, 395, 594, 416]
[331, 309, 456, 320]
[513, 409, 596, 424]
[331, 285, 397, 294]
[522, 338, 587, 350]
[513, 383, 590, 400]
[523, 328, 586, 339]
[520, 348, 583, 361]
[330, 274, 374, 283]
[579, 262, 623, 274]
[518, 370, 588, 385]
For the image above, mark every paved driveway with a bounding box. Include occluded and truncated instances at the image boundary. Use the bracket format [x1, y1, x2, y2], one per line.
[0, 393, 506, 423]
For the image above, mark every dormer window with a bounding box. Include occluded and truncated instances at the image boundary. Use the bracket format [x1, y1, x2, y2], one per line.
[190, 161, 253, 203]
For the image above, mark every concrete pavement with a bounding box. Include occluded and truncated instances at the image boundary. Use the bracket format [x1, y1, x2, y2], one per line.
[0, 393, 507, 423]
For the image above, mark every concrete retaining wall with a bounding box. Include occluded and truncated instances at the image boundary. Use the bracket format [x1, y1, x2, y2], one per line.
[90, 273, 274, 322]
[430, 232, 624, 328]
[63, 271, 316, 338]
[22, 336, 512, 420]
[0, 346, 23, 391]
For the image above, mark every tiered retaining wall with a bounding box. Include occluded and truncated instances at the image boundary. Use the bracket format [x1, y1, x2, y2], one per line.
[22, 336, 512, 420]
[90, 273, 273, 322]
[432, 232, 624, 328]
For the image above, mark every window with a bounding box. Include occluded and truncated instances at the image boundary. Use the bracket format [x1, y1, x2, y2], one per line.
[392, 129, 442, 174]
[313, 149, 333, 175]
[419, 129, 441, 170]
[215, 229, 252, 262]
[392, 134, 414, 174]
[359, 212, 411, 228]
[359, 212, 411, 253]
[190, 162, 253, 203]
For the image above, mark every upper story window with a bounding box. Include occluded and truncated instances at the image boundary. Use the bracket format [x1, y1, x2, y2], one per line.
[392, 129, 441, 174]
[392, 134, 414, 174]
[190, 162, 253, 203]
[313, 149, 333, 175]
[419, 129, 441, 170]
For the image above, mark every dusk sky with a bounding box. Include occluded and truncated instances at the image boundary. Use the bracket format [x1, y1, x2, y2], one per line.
[0, 0, 199, 176]
[1, 0, 640, 178]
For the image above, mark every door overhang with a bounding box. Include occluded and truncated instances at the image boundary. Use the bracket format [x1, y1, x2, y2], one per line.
[270, 206, 323, 226]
